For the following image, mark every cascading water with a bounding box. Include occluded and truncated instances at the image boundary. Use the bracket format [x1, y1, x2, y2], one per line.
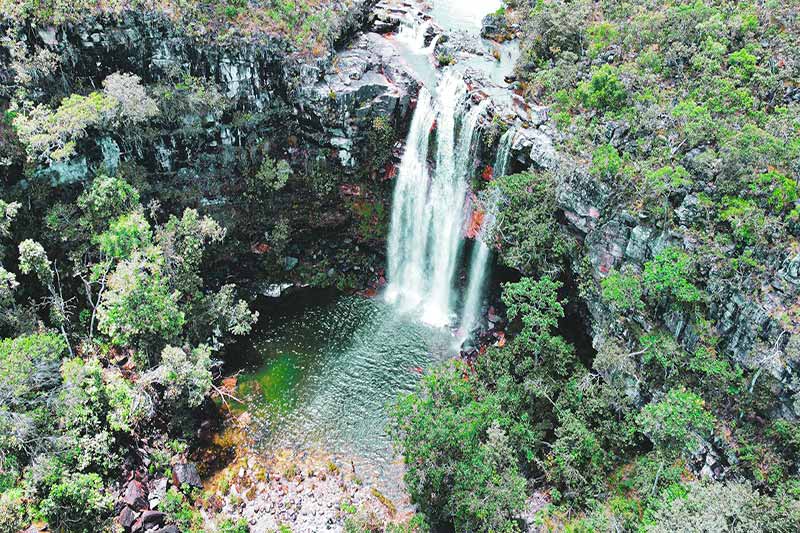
[396, 20, 431, 52]
[493, 128, 515, 178]
[459, 129, 515, 332]
[386, 70, 489, 326]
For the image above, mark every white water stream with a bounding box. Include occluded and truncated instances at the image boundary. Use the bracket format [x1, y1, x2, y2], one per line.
[386, 70, 490, 326]
[385, 0, 514, 332]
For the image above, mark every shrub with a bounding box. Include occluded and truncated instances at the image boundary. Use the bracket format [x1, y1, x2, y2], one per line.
[391, 363, 526, 531]
[147, 345, 212, 410]
[643, 247, 703, 305]
[13, 92, 118, 162]
[601, 269, 644, 313]
[0, 489, 27, 533]
[97, 254, 185, 352]
[638, 388, 715, 455]
[648, 481, 800, 533]
[95, 211, 152, 260]
[77, 175, 141, 233]
[590, 144, 623, 180]
[492, 171, 569, 273]
[0, 333, 65, 402]
[728, 48, 758, 80]
[39, 472, 113, 533]
[579, 65, 628, 112]
[718, 197, 767, 246]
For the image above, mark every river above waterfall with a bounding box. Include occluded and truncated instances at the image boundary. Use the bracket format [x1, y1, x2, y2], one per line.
[230, 290, 456, 494]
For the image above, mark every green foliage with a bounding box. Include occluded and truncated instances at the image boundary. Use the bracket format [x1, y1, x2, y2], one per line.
[151, 345, 212, 410]
[0, 333, 65, 402]
[587, 22, 619, 59]
[638, 388, 716, 455]
[643, 248, 702, 305]
[590, 144, 623, 180]
[492, 171, 569, 273]
[97, 253, 185, 353]
[367, 116, 395, 172]
[501, 276, 577, 380]
[391, 363, 526, 531]
[578, 65, 628, 112]
[719, 197, 767, 246]
[503, 276, 563, 348]
[252, 155, 293, 195]
[77, 175, 141, 233]
[640, 330, 681, 377]
[218, 517, 250, 533]
[13, 91, 118, 162]
[728, 48, 758, 81]
[159, 486, 204, 531]
[521, 0, 590, 65]
[95, 211, 152, 260]
[648, 481, 800, 533]
[753, 170, 798, 215]
[57, 358, 135, 473]
[18, 239, 53, 285]
[0, 488, 28, 532]
[39, 472, 113, 533]
[601, 268, 643, 313]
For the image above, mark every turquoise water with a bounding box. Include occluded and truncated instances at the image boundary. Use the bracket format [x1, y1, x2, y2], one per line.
[232, 290, 456, 488]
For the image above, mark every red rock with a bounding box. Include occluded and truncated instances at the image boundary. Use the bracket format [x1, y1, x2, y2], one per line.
[122, 480, 148, 510]
[466, 209, 486, 239]
[118, 506, 138, 530]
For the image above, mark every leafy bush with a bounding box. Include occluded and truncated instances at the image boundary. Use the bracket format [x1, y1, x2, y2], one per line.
[648, 481, 800, 532]
[590, 144, 623, 180]
[638, 388, 716, 455]
[39, 472, 113, 533]
[601, 268, 643, 313]
[391, 363, 526, 531]
[643, 248, 703, 305]
[578, 65, 628, 112]
[492, 171, 569, 274]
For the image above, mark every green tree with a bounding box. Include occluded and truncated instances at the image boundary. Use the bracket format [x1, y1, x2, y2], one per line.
[638, 388, 716, 456]
[392, 363, 526, 531]
[579, 65, 628, 112]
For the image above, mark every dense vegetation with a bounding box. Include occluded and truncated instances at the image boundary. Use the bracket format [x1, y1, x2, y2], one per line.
[391, 0, 800, 531]
[2, 0, 799, 531]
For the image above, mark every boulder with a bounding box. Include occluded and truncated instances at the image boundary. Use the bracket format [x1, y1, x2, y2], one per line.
[172, 463, 202, 489]
[481, 13, 509, 40]
[131, 510, 166, 532]
[117, 506, 138, 530]
[122, 480, 149, 510]
[152, 527, 180, 533]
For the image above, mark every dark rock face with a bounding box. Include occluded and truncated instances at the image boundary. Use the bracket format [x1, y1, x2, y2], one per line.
[132, 510, 166, 532]
[14, 4, 418, 192]
[501, 105, 799, 418]
[296, 31, 419, 170]
[118, 506, 138, 530]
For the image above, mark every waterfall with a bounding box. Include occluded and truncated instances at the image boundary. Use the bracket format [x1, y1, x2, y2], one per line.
[493, 129, 515, 178]
[459, 129, 515, 333]
[386, 70, 488, 326]
[396, 20, 432, 53]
